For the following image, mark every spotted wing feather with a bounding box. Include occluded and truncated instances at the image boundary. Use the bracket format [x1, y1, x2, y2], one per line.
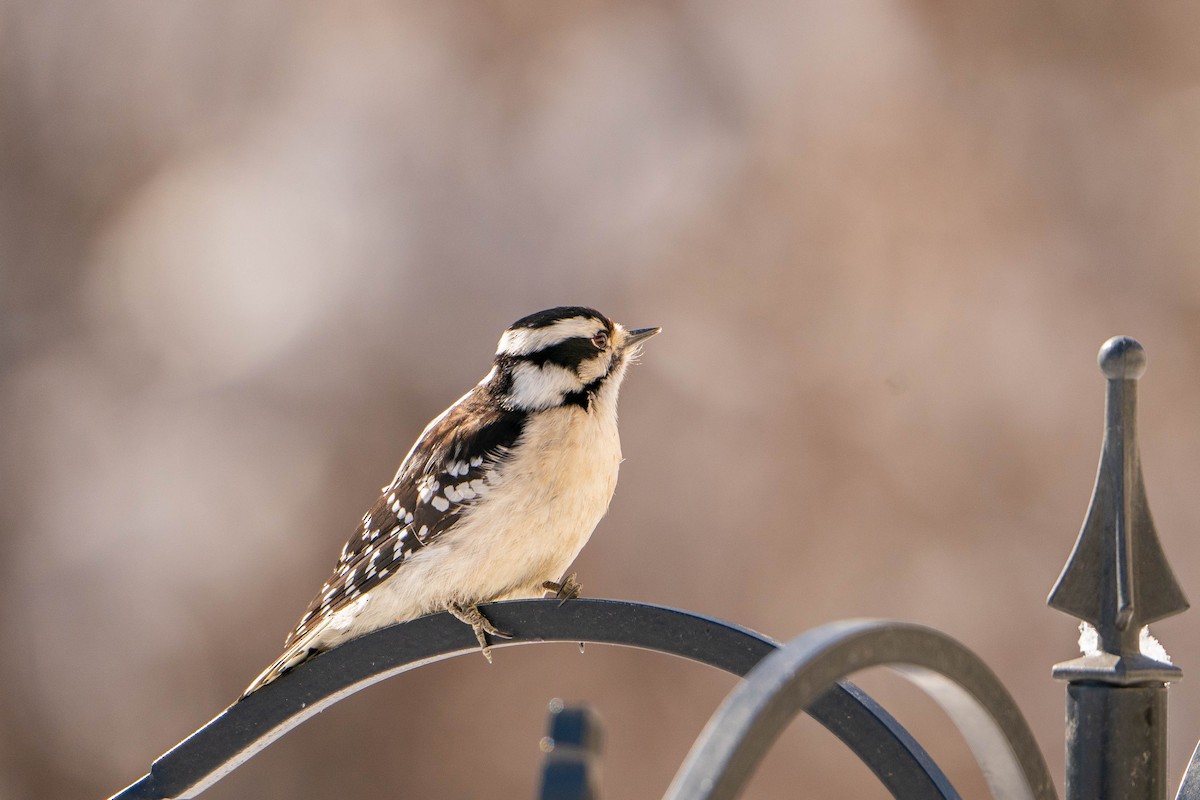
[283, 390, 526, 649]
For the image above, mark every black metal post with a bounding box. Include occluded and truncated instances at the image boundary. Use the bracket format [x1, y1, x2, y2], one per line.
[538, 700, 602, 800]
[1049, 337, 1189, 800]
[1065, 684, 1168, 799]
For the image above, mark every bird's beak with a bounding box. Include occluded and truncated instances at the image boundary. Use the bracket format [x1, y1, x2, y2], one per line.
[623, 326, 662, 348]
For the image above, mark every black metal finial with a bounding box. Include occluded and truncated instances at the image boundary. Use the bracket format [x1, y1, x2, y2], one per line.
[1049, 336, 1188, 683]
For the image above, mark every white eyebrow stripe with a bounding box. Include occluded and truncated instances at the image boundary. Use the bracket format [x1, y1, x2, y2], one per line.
[496, 317, 603, 355]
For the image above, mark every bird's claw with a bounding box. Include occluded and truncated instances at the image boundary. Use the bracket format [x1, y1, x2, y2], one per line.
[447, 602, 511, 663]
[543, 572, 582, 607]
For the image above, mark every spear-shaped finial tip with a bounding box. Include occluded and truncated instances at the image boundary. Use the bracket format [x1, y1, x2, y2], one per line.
[1098, 336, 1146, 380]
[1050, 335, 1187, 684]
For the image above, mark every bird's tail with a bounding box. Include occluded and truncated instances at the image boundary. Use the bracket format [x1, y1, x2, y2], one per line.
[241, 640, 319, 699]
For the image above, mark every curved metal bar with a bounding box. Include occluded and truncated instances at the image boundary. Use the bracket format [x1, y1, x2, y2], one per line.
[110, 600, 956, 800]
[1175, 740, 1200, 800]
[664, 619, 1057, 800]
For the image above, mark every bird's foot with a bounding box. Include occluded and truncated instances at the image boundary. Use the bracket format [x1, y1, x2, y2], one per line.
[542, 572, 582, 606]
[447, 602, 511, 663]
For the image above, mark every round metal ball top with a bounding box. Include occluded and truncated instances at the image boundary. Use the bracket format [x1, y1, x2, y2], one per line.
[1098, 336, 1146, 380]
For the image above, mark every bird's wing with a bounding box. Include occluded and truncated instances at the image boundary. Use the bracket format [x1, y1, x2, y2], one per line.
[282, 392, 527, 649]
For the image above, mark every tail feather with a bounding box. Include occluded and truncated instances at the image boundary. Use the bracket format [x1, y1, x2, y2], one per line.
[241, 642, 319, 698]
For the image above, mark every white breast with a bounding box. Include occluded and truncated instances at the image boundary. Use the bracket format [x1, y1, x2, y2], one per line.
[454, 403, 622, 597]
[331, 401, 622, 640]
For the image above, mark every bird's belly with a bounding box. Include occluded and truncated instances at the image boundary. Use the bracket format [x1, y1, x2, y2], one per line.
[345, 407, 621, 633]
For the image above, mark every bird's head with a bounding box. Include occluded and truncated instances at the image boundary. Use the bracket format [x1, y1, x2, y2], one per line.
[488, 306, 659, 412]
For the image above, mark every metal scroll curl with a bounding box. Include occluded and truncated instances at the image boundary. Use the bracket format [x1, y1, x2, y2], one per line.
[665, 619, 1057, 800]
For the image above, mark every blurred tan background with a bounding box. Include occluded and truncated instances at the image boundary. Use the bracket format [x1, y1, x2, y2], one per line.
[5, 2, 1200, 798]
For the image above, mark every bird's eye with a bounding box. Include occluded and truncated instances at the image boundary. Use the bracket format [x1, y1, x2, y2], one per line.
[592, 331, 609, 350]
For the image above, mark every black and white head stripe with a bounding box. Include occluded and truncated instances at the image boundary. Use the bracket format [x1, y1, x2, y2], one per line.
[496, 307, 613, 358]
[487, 307, 624, 413]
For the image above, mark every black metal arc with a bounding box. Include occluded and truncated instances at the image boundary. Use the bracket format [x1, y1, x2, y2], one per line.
[109, 599, 957, 800]
[1176, 741, 1200, 800]
[664, 619, 1058, 800]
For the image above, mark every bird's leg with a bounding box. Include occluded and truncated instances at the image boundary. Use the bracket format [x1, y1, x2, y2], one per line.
[542, 572, 582, 606]
[447, 602, 511, 663]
